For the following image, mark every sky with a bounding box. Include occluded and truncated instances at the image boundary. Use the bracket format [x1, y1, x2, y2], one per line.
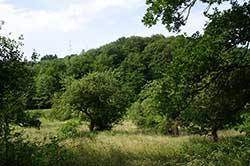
[0, 0, 208, 59]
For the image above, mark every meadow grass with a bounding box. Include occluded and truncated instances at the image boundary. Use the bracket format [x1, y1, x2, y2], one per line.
[15, 109, 249, 166]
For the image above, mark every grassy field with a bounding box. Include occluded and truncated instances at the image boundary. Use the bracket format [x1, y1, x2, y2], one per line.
[14, 109, 250, 166]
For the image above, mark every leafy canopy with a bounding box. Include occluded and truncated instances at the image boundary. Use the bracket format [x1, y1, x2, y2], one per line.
[143, 0, 250, 141]
[143, 0, 242, 32]
[53, 71, 129, 131]
[0, 35, 40, 147]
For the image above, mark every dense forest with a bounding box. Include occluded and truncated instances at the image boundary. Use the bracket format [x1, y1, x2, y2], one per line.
[1, 0, 250, 165]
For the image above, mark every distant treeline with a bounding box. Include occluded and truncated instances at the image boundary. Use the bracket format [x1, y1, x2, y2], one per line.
[29, 34, 178, 109]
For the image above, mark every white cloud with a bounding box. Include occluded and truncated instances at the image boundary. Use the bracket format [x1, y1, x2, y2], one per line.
[0, 0, 144, 35]
[0, 0, 145, 57]
[0, 0, 206, 58]
[0, 4, 84, 34]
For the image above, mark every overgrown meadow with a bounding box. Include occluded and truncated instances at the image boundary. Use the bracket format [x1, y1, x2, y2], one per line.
[8, 109, 248, 166]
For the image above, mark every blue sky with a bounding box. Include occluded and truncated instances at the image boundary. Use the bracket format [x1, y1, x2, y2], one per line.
[0, 0, 208, 58]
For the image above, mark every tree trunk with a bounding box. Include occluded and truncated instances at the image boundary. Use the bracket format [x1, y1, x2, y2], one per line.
[89, 120, 94, 131]
[82, 109, 96, 132]
[3, 116, 10, 164]
[174, 123, 179, 136]
[211, 128, 218, 142]
[166, 121, 179, 136]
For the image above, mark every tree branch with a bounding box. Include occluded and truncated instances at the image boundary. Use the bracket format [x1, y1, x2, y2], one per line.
[180, 0, 197, 22]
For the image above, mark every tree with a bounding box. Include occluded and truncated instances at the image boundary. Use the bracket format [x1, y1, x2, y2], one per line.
[143, 0, 250, 141]
[0, 35, 40, 162]
[129, 81, 163, 130]
[143, 0, 239, 32]
[33, 60, 66, 108]
[40, 54, 58, 61]
[65, 52, 94, 79]
[53, 71, 129, 131]
[129, 35, 189, 136]
[31, 49, 40, 63]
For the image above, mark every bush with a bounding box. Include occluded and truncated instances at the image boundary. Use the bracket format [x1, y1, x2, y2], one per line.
[128, 80, 179, 135]
[0, 136, 67, 166]
[180, 137, 250, 165]
[58, 120, 80, 139]
[51, 93, 74, 121]
[237, 106, 250, 136]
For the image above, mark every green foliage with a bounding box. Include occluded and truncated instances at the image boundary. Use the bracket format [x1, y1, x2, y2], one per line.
[65, 54, 94, 79]
[143, 0, 240, 32]
[54, 71, 129, 131]
[33, 60, 66, 108]
[117, 35, 179, 100]
[129, 75, 185, 136]
[180, 137, 250, 165]
[0, 34, 41, 164]
[40, 54, 58, 61]
[31, 35, 180, 110]
[0, 135, 71, 166]
[31, 50, 40, 63]
[143, 0, 250, 141]
[0, 36, 40, 129]
[238, 119, 250, 136]
[237, 104, 250, 136]
[128, 36, 189, 135]
[179, 14, 250, 140]
[58, 120, 80, 139]
[51, 93, 74, 121]
[129, 81, 165, 131]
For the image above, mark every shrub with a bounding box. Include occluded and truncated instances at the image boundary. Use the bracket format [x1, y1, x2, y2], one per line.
[58, 120, 80, 139]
